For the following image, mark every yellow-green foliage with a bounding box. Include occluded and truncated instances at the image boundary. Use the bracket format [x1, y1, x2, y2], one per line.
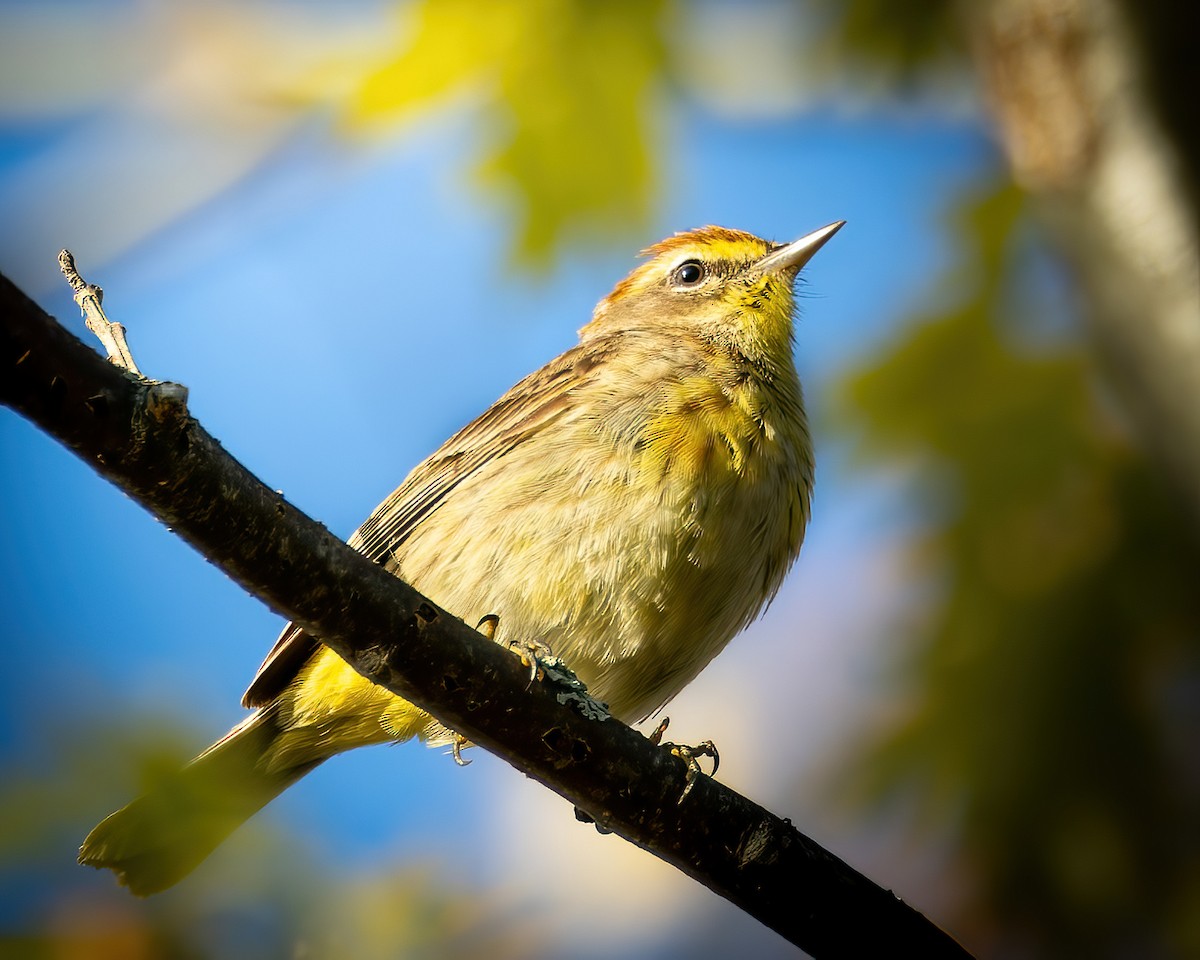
[347, 0, 663, 262]
[835, 180, 1200, 957]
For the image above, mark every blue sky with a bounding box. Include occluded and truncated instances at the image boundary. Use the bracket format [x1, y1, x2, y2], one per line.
[0, 3, 994, 954]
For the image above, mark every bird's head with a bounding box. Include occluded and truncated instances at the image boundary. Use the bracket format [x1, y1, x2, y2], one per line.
[583, 221, 844, 367]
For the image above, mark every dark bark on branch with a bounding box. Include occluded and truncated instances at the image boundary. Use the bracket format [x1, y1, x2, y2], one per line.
[0, 271, 972, 959]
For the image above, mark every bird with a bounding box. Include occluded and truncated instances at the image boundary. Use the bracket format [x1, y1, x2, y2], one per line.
[79, 220, 844, 895]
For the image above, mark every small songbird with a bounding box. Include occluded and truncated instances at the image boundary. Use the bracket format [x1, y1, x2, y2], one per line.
[79, 220, 844, 894]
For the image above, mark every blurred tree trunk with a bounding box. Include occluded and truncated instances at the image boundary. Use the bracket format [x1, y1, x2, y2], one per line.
[963, 0, 1200, 520]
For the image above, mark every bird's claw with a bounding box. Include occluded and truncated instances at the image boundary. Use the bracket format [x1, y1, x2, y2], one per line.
[506, 636, 553, 688]
[475, 613, 553, 688]
[476, 615, 608, 721]
[451, 734, 473, 766]
[663, 739, 720, 803]
[476, 614, 499, 640]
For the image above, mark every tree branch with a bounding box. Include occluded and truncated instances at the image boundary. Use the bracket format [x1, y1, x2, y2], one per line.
[0, 269, 972, 959]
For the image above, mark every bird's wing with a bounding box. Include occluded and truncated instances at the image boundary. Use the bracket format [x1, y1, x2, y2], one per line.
[241, 339, 610, 708]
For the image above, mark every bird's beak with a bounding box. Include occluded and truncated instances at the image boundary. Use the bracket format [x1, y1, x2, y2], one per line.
[757, 220, 845, 276]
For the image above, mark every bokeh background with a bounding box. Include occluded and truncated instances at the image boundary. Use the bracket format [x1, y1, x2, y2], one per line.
[2, 1, 1197, 958]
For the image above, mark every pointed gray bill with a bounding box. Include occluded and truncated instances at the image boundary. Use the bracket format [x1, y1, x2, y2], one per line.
[757, 220, 846, 276]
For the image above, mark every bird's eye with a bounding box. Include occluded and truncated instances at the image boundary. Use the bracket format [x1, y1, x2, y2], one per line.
[673, 260, 705, 287]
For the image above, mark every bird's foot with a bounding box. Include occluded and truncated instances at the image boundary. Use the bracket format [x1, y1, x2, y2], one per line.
[507, 635, 554, 688]
[662, 738, 720, 803]
[476, 613, 554, 688]
[451, 733, 473, 767]
[477, 615, 609, 721]
[476, 613, 499, 642]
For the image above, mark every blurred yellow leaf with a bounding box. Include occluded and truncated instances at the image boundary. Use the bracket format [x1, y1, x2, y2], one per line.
[346, 0, 664, 262]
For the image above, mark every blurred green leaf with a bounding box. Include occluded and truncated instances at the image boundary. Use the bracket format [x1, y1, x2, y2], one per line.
[0, 715, 532, 960]
[347, 0, 664, 263]
[833, 178, 1200, 957]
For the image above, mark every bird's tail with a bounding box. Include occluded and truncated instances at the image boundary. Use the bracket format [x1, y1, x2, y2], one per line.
[79, 708, 319, 896]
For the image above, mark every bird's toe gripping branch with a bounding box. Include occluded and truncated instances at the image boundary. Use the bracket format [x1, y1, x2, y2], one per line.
[645, 717, 720, 801]
[662, 739, 720, 803]
[450, 615, 611, 766]
[477, 612, 554, 687]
